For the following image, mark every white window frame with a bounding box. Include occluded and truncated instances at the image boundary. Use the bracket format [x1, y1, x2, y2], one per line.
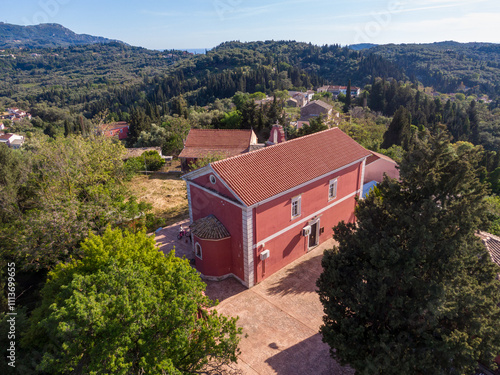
[291, 195, 301, 219]
[328, 178, 338, 201]
[195, 242, 203, 260]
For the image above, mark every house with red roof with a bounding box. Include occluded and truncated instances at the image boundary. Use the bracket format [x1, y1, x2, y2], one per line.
[178, 129, 262, 171]
[0, 133, 24, 149]
[183, 127, 373, 287]
[99, 121, 129, 140]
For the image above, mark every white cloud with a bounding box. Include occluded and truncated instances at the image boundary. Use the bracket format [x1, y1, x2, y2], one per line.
[382, 12, 500, 43]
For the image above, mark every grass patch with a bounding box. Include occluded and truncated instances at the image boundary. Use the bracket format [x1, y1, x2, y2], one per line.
[127, 173, 189, 227]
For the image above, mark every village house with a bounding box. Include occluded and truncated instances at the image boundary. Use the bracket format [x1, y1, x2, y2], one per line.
[0, 133, 24, 149]
[364, 150, 399, 183]
[1, 107, 32, 121]
[317, 85, 361, 97]
[183, 127, 391, 288]
[300, 100, 338, 121]
[99, 121, 129, 140]
[178, 129, 263, 171]
[288, 90, 315, 107]
[292, 93, 307, 107]
[286, 97, 299, 107]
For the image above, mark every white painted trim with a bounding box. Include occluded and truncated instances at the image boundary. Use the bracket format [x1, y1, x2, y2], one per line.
[209, 166, 247, 206]
[249, 156, 368, 208]
[187, 181, 246, 209]
[182, 164, 212, 181]
[242, 207, 254, 288]
[186, 182, 193, 224]
[359, 158, 366, 198]
[252, 189, 360, 249]
[308, 217, 320, 249]
[291, 195, 301, 219]
[194, 242, 203, 260]
[328, 178, 338, 201]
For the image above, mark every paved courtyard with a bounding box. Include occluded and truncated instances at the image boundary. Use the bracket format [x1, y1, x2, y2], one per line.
[155, 218, 193, 260]
[156, 220, 353, 374]
[204, 240, 354, 375]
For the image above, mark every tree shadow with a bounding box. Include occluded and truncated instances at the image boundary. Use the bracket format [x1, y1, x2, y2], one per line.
[204, 277, 247, 303]
[265, 251, 324, 296]
[265, 333, 353, 375]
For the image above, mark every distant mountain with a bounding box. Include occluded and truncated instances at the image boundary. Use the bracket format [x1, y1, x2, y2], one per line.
[0, 22, 124, 48]
[348, 43, 378, 51]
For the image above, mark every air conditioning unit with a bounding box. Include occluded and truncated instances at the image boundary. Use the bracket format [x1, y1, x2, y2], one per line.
[260, 249, 270, 261]
[302, 226, 311, 236]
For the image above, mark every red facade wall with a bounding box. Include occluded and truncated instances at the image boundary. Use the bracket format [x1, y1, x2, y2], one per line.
[189, 185, 245, 280]
[252, 162, 363, 284]
[193, 173, 239, 202]
[193, 236, 232, 277]
[118, 126, 129, 140]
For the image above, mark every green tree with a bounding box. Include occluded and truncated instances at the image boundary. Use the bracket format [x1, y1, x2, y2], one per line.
[137, 150, 165, 171]
[3, 135, 148, 272]
[381, 105, 413, 149]
[219, 110, 242, 129]
[23, 228, 242, 375]
[317, 129, 500, 375]
[344, 79, 351, 113]
[297, 115, 328, 137]
[127, 107, 151, 147]
[134, 123, 168, 152]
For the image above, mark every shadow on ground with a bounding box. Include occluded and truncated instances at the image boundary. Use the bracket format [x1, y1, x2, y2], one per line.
[265, 333, 353, 375]
[204, 277, 247, 303]
[265, 251, 325, 296]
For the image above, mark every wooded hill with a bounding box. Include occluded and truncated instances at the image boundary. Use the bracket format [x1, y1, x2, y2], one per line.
[366, 41, 500, 97]
[0, 22, 121, 48]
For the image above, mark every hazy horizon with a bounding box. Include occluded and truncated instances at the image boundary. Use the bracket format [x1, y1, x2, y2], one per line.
[2, 0, 499, 50]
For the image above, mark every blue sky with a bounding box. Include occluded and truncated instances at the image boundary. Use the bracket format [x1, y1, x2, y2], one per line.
[3, 0, 500, 50]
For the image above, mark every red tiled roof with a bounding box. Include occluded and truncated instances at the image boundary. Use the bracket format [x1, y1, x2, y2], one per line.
[179, 129, 254, 159]
[477, 231, 500, 268]
[190, 215, 230, 239]
[101, 121, 129, 131]
[366, 150, 397, 165]
[0, 133, 13, 140]
[211, 128, 371, 206]
[304, 100, 333, 111]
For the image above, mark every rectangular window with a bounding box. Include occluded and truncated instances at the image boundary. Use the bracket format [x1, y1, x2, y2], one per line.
[329, 178, 337, 200]
[291, 196, 301, 219]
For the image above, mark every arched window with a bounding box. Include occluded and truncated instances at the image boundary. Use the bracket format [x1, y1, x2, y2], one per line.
[195, 242, 202, 260]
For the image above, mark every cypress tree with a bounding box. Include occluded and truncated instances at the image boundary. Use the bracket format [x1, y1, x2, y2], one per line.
[344, 79, 352, 113]
[381, 106, 412, 150]
[318, 128, 500, 375]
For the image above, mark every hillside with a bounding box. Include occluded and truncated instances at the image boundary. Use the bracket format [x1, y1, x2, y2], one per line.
[0, 22, 123, 48]
[368, 41, 500, 96]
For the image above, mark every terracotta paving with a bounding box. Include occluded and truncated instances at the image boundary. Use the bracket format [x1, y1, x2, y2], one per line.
[205, 239, 354, 375]
[156, 219, 353, 374]
[155, 218, 194, 260]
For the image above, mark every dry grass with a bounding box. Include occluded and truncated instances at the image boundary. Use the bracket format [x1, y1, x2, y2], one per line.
[127, 173, 189, 226]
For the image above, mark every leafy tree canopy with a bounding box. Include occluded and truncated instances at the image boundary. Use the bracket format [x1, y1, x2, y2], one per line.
[23, 228, 242, 375]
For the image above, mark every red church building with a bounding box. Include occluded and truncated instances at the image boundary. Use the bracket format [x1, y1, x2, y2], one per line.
[183, 127, 373, 287]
